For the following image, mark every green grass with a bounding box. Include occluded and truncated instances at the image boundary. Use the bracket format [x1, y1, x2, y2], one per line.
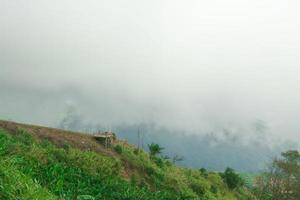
[0, 128, 255, 200]
[0, 158, 56, 200]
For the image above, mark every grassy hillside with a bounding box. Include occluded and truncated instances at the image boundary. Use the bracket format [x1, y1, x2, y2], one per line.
[0, 120, 255, 200]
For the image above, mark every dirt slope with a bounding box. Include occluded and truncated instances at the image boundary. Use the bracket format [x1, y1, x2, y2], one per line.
[0, 120, 119, 156]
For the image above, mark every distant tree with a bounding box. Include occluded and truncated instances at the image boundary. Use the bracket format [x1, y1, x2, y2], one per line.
[200, 168, 207, 174]
[148, 143, 164, 158]
[254, 150, 300, 200]
[200, 168, 208, 178]
[221, 167, 244, 189]
[172, 154, 184, 164]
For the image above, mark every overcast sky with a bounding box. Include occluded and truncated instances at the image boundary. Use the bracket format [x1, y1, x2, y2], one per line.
[1, 0, 300, 140]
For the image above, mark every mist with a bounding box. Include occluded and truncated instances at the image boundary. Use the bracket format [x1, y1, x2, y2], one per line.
[1, 0, 300, 170]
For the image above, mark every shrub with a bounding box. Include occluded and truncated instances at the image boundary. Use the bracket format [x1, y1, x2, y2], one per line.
[148, 143, 164, 158]
[133, 148, 140, 155]
[221, 168, 244, 189]
[200, 168, 208, 178]
[190, 178, 210, 196]
[114, 145, 123, 154]
[145, 166, 155, 176]
[153, 157, 164, 168]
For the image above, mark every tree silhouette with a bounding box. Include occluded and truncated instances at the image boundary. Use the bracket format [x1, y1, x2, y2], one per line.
[148, 143, 164, 158]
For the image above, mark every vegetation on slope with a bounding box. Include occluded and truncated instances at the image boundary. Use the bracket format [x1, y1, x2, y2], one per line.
[253, 150, 300, 200]
[0, 121, 254, 200]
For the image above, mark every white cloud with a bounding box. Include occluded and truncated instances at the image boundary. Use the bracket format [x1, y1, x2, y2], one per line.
[1, 0, 300, 140]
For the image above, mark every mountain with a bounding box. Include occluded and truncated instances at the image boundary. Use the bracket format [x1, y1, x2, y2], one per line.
[57, 110, 290, 172]
[0, 120, 254, 200]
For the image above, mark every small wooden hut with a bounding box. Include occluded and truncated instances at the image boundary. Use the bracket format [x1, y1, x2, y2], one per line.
[93, 131, 116, 148]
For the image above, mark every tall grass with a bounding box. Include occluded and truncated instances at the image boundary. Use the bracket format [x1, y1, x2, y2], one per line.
[0, 158, 56, 200]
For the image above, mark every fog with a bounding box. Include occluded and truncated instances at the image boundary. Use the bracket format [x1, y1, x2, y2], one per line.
[1, 0, 300, 148]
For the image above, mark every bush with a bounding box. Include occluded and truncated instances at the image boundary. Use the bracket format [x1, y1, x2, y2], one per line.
[221, 168, 244, 189]
[200, 168, 208, 178]
[133, 148, 139, 155]
[114, 145, 123, 154]
[153, 157, 164, 168]
[145, 166, 155, 176]
[148, 143, 164, 158]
